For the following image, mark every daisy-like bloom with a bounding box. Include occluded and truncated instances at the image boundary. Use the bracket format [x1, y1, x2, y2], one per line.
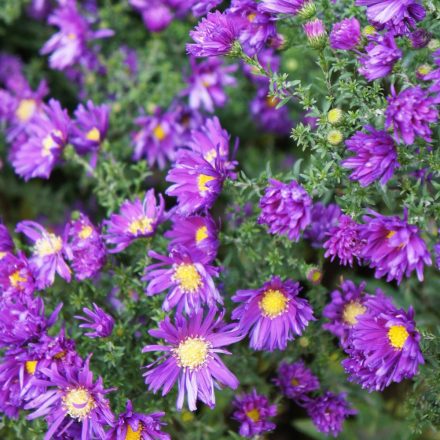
[184, 57, 237, 113]
[164, 215, 219, 264]
[323, 215, 364, 267]
[231, 276, 315, 351]
[342, 126, 399, 187]
[10, 99, 70, 181]
[258, 0, 312, 16]
[274, 361, 320, 401]
[192, 0, 222, 17]
[187, 11, 247, 57]
[129, 0, 174, 32]
[104, 189, 165, 253]
[304, 203, 341, 248]
[0, 252, 35, 299]
[342, 292, 424, 391]
[323, 280, 369, 346]
[143, 246, 222, 314]
[41, 1, 114, 70]
[232, 390, 277, 438]
[75, 303, 114, 339]
[132, 108, 182, 169]
[142, 309, 241, 411]
[106, 400, 170, 440]
[410, 29, 431, 49]
[64, 213, 106, 280]
[16, 220, 71, 289]
[305, 391, 356, 437]
[330, 18, 361, 50]
[70, 100, 110, 167]
[360, 210, 432, 283]
[25, 357, 114, 440]
[358, 33, 402, 82]
[303, 19, 327, 49]
[385, 86, 439, 145]
[258, 179, 312, 242]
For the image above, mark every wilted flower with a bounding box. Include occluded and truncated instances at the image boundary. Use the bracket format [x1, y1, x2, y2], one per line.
[75, 303, 114, 339]
[330, 18, 361, 50]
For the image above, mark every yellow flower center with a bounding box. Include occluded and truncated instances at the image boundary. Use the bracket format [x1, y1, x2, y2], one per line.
[34, 233, 63, 257]
[266, 96, 279, 108]
[247, 12, 257, 22]
[78, 225, 93, 240]
[0, 251, 6, 260]
[153, 124, 166, 141]
[246, 408, 260, 422]
[388, 325, 409, 350]
[204, 149, 217, 164]
[173, 264, 202, 293]
[259, 289, 289, 319]
[25, 360, 38, 375]
[86, 127, 101, 142]
[62, 387, 95, 420]
[342, 301, 366, 326]
[417, 65, 432, 76]
[327, 130, 343, 145]
[291, 378, 300, 386]
[9, 270, 26, 288]
[327, 108, 343, 124]
[125, 424, 142, 440]
[174, 337, 209, 370]
[128, 217, 153, 235]
[67, 33, 76, 40]
[362, 25, 376, 37]
[197, 174, 215, 193]
[42, 129, 63, 157]
[195, 226, 208, 244]
[16, 99, 37, 122]
[386, 230, 396, 239]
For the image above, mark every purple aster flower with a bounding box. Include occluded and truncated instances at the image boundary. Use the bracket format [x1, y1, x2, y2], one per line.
[142, 309, 241, 411]
[303, 19, 327, 49]
[0, 252, 35, 299]
[360, 209, 431, 283]
[0, 223, 14, 256]
[330, 18, 361, 50]
[242, 48, 280, 86]
[258, 179, 312, 242]
[358, 33, 402, 81]
[27, 0, 53, 20]
[10, 99, 70, 181]
[250, 89, 292, 134]
[187, 11, 247, 57]
[385, 86, 439, 145]
[184, 57, 237, 113]
[16, 221, 71, 289]
[70, 100, 110, 167]
[342, 292, 424, 391]
[304, 202, 341, 248]
[323, 215, 364, 267]
[274, 361, 320, 401]
[258, 0, 311, 16]
[232, 389, 277, 438]
[41, 1, 114, 70]
[132, 108, 182, 169]
[164, 214, 219, 264]
[104, 189, 165, 253]
[434, 241, 440, 270]
[231, 276, 315, 351]
[305, 391, 356, 437]
[356, 0, 425, 36]
[323, 280, 369, 346]
[75, 303, 114, 339]
[143, 246, 221, 314]
[129, 0, 174, 33]
[342, 126, 399, 187]
[25, 357, 114, 439]
[410, 29, 431, 48]
[191, 0, 222, 17]
[63, 213, 106, 280]
[107, 400, 170, 440]
[424, 49, 440, 94]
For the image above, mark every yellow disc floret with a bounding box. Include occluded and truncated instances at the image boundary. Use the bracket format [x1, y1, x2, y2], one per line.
[259, 289, 289, 319]
[79, 225, 93, 240]
[16, 99, 37, 122]
[195, 226, 208, 244]
[246, 408, 260, 422]
[197, 174, 215, 193]
[153, 124, 166, 141]
[173, 264, 202, 293]
[327, 129, 343, 145]
[34, 233, 63, 257]
[62, 387, 95, 420]
[388, 325, 409, 350]
[9, 270, 27, 288]
[125, 423, 142, 440]
[25, 360, 38, 375]
[42, 130, 63, 157]
[86, 127, 101, 142]
[174, 337, 210, 370]
[128, 217, 153, 235]
[327, 108, 343, 125]
[342, 301, 366, 325]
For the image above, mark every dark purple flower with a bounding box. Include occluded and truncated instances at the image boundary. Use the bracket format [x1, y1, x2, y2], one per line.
[104, 189, 165, 253]
[385, 86, 439, 145]
[0, 223, 14, 255]
[258, 0, 311, 16]
[106, 400, 170, 440]
[305, 391, 356, 437]
[164, 214, 219, 264]
[142, 309, 241, 411]
[330, 18, 361, 50]
[0, 252, 35, 298]
[232, 276, 315, 351]
[187, 11, 247, 57]
[304, 202, 341, 248]
[410, 29, 431, 48]
[434, 241, 440, 269]
[258, 178, 312, 241]
[342, 292, 424, 391]
[324, 215, 364, 267]
[274, 361, 320, 401]
[191, 0, 222, 17]
[25, 357, 114, 439]
[360, 209, 432, 283]
[143, 246, 221, 314]
[27, 0, 53, 20]
[358, 33, 402, 81]
[424, 49, 440, 93]
[16, 221, 71, 289]
[75, 303, 114, 338]
[232, 389, 277, 438]
[342, 126, 399, 187]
